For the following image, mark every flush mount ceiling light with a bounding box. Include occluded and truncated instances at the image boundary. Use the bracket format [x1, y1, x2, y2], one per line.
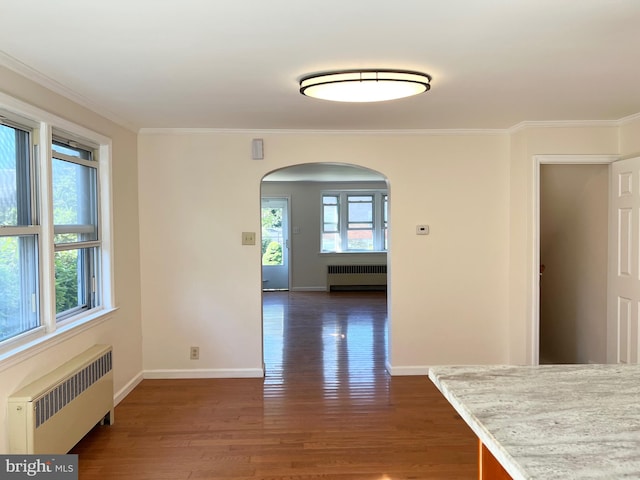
[299, 69, 431, 103]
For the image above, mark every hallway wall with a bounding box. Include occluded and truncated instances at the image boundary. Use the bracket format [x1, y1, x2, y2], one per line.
[539, 164, 609, 363]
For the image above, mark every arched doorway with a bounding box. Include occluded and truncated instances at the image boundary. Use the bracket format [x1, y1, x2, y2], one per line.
[260, 163, 390, 377]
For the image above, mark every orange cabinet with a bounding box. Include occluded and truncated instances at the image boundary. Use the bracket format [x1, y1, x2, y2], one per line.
[479, 439, 512, 480]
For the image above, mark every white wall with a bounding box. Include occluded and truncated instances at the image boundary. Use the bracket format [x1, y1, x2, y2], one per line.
[620, 116, 640, 157]
[138, 131, 511, 375]
[539, 164, 608, 364]
[0, 66, 142, 452]
[262, 179, 387, 290]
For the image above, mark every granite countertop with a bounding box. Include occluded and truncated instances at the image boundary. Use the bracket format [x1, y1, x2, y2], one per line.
[428, 364, 640, 479]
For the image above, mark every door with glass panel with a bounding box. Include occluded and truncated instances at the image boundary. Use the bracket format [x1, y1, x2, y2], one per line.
[261, 197, 289, 290]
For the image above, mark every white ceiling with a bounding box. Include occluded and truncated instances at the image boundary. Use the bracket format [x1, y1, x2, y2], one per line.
[0, 0, 639, 132]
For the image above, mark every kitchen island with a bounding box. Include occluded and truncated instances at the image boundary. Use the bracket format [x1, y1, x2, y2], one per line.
[429, 364, 640, 479]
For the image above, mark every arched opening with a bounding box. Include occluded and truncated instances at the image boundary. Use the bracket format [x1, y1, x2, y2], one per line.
[260, 162, 390, 381]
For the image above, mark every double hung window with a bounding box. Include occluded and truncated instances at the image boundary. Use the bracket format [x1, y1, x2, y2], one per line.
[0, 101, 112, 354]
[52, 139, 100, 319]
[321, 191, 388, 252]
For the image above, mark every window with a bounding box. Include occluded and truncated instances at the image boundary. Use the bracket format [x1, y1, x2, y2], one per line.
[0, 122, 39, 342]
[0, 98, 113, 354]
[321, 190, 387, 252]
[52, 139, 99, 319]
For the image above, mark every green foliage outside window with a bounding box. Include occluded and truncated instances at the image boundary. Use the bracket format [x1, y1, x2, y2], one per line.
[262, 241, 283, 265]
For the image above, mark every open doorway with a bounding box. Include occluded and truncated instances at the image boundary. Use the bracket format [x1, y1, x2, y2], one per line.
[261, 196, 290, 291]
[533, 155, 620, 365]
[538, 163, 609, 364]
[260, 163, 389, 376]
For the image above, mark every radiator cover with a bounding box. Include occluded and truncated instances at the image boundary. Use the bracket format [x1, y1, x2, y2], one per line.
[327, 264, 387, 291]
[8, 344, 114, 454]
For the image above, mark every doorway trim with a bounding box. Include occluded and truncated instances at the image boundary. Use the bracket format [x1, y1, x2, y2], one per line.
[531, 154, 619, 365]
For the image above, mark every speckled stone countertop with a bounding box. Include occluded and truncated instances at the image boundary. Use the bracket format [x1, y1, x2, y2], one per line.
[429, 364, 640, 479]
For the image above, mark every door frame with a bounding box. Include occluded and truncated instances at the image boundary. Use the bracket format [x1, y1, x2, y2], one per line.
[260, 194, 292, 291]
[531, 154, 619, 365]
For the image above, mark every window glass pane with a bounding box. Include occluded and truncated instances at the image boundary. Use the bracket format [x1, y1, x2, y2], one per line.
[52, 141, 92, 160]
[348, 195, 373, 227]
[261, 207, 284, 266]
[347, 230, 373, 251]
[55, 247, 96, 318]
[52, 159, 98, 243]
[0, 124, 31, 226]
[322, 232, 340, 252]
[0, 236, 38, 342]
[323, 205, 338, 232]
[384, 195, 388, 250]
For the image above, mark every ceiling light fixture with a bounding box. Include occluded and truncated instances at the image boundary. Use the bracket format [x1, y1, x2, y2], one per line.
[299, 69, 431, 103]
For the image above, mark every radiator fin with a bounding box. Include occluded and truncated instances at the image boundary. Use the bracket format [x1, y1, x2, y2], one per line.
[35, 350, 112, 428]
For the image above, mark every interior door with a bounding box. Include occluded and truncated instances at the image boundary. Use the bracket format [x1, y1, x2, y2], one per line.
[261, 197, 289, 290]
[609, 156, 640, 363]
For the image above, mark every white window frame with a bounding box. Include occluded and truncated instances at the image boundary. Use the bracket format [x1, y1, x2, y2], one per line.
[0, 92, 115, 367]
[321, 190, 387, 252]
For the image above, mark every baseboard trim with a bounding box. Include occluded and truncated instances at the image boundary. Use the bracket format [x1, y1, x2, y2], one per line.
[114, 371, 143, 405]
[290, 286, 326, 292]
[385, 362, 430, 376]
[143, 368, 265, 379]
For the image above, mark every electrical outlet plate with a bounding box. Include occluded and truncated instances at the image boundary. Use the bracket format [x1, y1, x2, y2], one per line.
[242, 232, 256, 245]
[190, 346, 199, 360]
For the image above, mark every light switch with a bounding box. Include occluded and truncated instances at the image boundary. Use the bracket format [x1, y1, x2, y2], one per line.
[416, 225, 429, 235]
[242, 232, 256, 245]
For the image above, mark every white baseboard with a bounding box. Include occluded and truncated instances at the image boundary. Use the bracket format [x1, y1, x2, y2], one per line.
[114, 371, 143, 406]
[290, 286, 326, 292]
[143, 368, 265, 379]
[385, 361, 430, 376]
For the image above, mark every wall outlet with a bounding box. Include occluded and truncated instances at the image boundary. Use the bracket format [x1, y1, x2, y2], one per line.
[190, 346, 199, 360]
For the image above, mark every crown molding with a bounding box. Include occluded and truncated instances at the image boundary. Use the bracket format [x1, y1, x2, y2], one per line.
[0, 50, 138, 133]
[508, 119, 620, 134]
[139, 127, 509, 136]
[618, 111, 640, 125]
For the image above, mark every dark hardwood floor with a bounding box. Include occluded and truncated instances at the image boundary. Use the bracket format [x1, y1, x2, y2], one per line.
[71, 291, 476, 479]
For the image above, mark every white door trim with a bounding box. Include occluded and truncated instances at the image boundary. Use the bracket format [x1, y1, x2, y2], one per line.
[531, 154, 619, 365]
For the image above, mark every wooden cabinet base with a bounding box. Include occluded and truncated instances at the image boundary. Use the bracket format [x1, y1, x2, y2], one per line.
[479, 439, 512, 480]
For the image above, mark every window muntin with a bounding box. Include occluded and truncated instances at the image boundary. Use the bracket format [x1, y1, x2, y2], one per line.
[321, 190, 387, 252]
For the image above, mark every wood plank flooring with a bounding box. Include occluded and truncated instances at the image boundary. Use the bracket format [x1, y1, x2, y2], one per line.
[71, 291, 476, 479]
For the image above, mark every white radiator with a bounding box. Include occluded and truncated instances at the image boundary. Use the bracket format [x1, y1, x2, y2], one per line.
[8, 344, 114, 454]
[327, 264, 387, 291]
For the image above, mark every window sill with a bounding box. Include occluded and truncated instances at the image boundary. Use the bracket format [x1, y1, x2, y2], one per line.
[0, 306, 118, 373]
[318, 251, 387, 256]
